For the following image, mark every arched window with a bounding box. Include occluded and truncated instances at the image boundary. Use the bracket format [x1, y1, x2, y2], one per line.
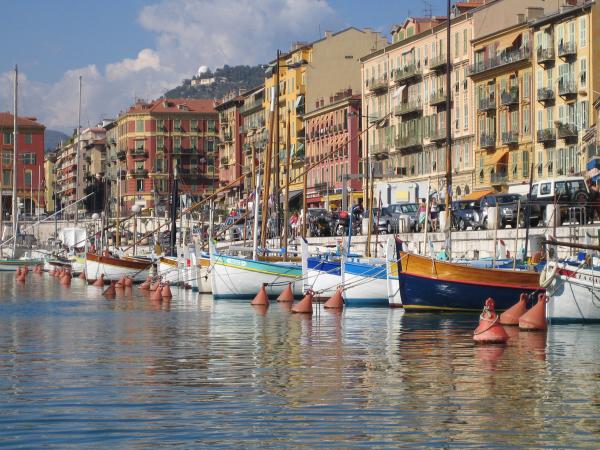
[456, 186, 462, 197]
[465, 185, 470, 195]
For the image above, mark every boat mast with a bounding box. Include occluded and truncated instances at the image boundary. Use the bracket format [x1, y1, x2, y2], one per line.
[11, 65, 19, 259]
[75, 75, 82, 224]
[252, 173, 261, 261]
[444, 0, 453, 259]
[281, 108, 291, 257]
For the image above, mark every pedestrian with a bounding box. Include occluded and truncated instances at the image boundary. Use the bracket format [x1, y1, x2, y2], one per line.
[418, 198, 427, 231]
[430, 198, 439, 231]
[290, 211, 299, 239]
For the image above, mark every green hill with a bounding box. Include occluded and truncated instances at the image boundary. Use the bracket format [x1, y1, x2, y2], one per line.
[164, 64, 266, 99]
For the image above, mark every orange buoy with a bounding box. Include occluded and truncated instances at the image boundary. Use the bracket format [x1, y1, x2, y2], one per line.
[473, 298, 509, 344]
[115, 276, 126, 288]
[139, 278, 151, 290]
[276, 283, 294, 302]
[93, 274, 105, 287]
[251, 283, 269, 306]
[124, 276, 133, 287]
[48, 268, 56, 276]
[324, 288, 345, 309]
[500, 293, 528, 326]
[103, 280, 117, 298]
[291, 290, 314, 314]
[161, 282, 173, 298]
[23, 266, 29, 274]
[60, 270, 72, 286]
[149, 279, 160, 291]
[15, 267, 22, 278]
[252, 304, 268, 316]
[519, 293, 548, 331]
[78, 271, 86, 280]
[150, 285, 163, 301]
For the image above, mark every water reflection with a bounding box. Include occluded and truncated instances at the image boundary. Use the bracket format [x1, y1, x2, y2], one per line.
[0, 273, 599, 447]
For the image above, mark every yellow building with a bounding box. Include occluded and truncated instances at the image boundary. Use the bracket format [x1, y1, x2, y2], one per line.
[470, 22, 534, 192]
[44, 153, 56, 213]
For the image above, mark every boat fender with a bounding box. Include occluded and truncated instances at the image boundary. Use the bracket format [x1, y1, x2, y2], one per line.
[539, 264, 558, 289]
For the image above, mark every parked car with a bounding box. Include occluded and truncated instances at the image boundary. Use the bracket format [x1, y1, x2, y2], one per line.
[451, 200, 479, 230]
[365, 207, 394, 234]
[386, 203, 419, 232]
[476, 194, 540, 229]
[530, 176, 592, 224]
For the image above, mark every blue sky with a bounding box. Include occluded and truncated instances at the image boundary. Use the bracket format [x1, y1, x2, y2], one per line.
[0, 0, 447, 130]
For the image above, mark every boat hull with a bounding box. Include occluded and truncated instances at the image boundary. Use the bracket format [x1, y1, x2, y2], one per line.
[0, 259, 44, 271]
[546, 263, 600, 323]
[85, 253, 151, 282]
[210, 254, 302, 299]
[159, 257, 181, 285]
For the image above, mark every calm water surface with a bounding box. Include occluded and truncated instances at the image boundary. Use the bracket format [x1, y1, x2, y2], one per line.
[0, 273, 599, 448]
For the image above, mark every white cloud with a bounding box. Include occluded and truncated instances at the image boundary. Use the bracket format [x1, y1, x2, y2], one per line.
[0, 0, 337, 132]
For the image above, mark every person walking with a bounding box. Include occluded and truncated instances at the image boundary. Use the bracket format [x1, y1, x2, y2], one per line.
[430, 198, 439, 231]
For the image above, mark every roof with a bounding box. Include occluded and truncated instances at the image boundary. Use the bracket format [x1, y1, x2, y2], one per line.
[0, 112, 45, 129]
[124, 98, 216, 116]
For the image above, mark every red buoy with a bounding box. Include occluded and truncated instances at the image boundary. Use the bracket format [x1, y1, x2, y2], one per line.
[251, 284, 269, 306]
[252, 304, 268, 316]
[324, 288, 345, 309]
[139, 277, 151, 290]
[291, 290, 314, 314]
[150, 285, 163, 301]
[473, 298, 509, 344]
[60, 270, 72, 286]
[115, 276, 126, 288]
[149, 279, 160, 291]
[276, 283, 294, 302]
[23, 266, 29, 274]
[15, 267, 22, 278]
[93, 274, 105, 287]
[161, 282, 173, 298]
[103, 280, 117, 298]
[78, 271, 86, 280]
[124, 276, 133, 287]
[519, 293, 548, 331]
[500, 293, 528, 326]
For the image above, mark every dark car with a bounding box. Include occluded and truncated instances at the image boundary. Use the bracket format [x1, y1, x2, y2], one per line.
[365, 207, 395, 234]
[451, 200, 479, 230]
[387, 203, 419, 232]
[477, 194, 541, 229]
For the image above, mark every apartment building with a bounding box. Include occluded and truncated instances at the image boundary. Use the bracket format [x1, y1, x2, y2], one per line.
[215, 93, 244, 208]
[240, 86, 266, 195]
[113, 98, 218, 215]
[305, 91, 362, 209]
[0, 112, 45, 217]
[531, 1, 598, 183]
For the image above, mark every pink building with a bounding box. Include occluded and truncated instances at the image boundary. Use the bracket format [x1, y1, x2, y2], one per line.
[305, 91, 362, 209]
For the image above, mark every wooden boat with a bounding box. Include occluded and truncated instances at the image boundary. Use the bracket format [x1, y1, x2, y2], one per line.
[158, 256, 182, 285]
[210, 250, 302, 299]
[84, 252, 152, 282]
[385, 238, 540, 311]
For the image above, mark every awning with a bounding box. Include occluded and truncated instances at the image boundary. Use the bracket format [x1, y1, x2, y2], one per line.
[280, 189, 303, 203]
[461, 189, 496, 201]
[488, 149, 508, 166]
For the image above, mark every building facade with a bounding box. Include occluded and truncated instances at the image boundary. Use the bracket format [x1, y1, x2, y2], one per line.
[0, 112, 45, 217]
[113, 98, 218, 215]
[304, 92, 362, 209]
[240, 86, 267, 196]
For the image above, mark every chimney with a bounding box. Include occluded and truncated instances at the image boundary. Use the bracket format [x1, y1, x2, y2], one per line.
[324, 30, 333, 39]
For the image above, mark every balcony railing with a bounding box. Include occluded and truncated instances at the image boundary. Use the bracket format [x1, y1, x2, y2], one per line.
[172, 147, 195, 155]
[367, 77, 388, 93]
[429, 89, 449, 106]
[220, 156, 229, 166]
[430, 128, 447, 143]
[370, 143, 389, 160]
[490, 171, 508, 184]
[537, 87, 555, 102]
[394, 64, 422, 84]
[129, 148, 148, 158]
[395, 135, 423, 151]
[117, 150, 126, 160]
[478, 96, 496, 112]
[394, 100, 423, 116]
[479, 133, 496, 149]
[468, 47, 530, 76]
[557, 122, 578, 139]
[429, 54, 448, 71]
[501, 130, 519, 145]
[558, 78, 577, 97]
[537, 128, 556, 143]
[129, 169, 148, 178]
[536, 46, 555, 65]
[500, 88, 519, 106]
[558, 41, 576, 58]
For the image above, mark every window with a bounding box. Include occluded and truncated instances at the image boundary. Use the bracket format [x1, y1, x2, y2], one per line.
[208, 120, 216, 132]
[24, 170, 32, 186]
[135, 119, 144, 132]
[464, 101, 468, 130]
[174, 119, 182, 131]
[24, 134, 32, 145]
[537, 151, 543, 176]
[581, 101, 589, 129]
[540, 182, 551, 195]
[135, 161, 144, 171]
[580, 58, 587, 88]
[522, 151, 529, 178]
[156, 119, 164, 130]
[463, 29, 468, 55]
[191, 136, 198, 149]
[3, 132, 12, 144]
[580, 16, 587, 47]
[157, 136, 164, 150]
[2, 152, 10, 165]
[23, 153, 36, 164]
[454, 32, 459, 58]
[135, 139, 145, 150]
[206, 138, 215, 152]
[523, 72, 530, 98]
[155, 157, 165, 172]
[136, 179, 144, 192]
[174, 137, 181, 149]
[547, 148, 554, 175]
[3, 170, 11, 185]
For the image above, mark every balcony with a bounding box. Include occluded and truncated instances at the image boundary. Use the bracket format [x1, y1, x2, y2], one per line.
[429, 54, 448, 72]
[429, 89, 449, 107]
[558, 41, 576, 59]
[394, 64, 422, 85]
[430, 128, 447, 143]
[129, 168, 148, 178]
[370, 143, 389, 160]
[537, 128, 556, 144]
[129, 148, 148, 159]
[490, 171, 508, 185]
[468, 47, 530, 77]
[172, 147, 195, 155]
[394, 100, 423, 117]
[537, 87, 555, 103]
[479, 133, 496, 149]
[536, 46, 555, 65]
[395, 135, 423, 152]
[220, 156, 229, 166]
[501, 130, 519, 145]
[557, 122, 578, 139]
[558, 78, 577, 97]
[500, 88, 519, 106]
[149, 170, 168, 178]
[367, 77, 388, 94]
[478, 96, 496, 112]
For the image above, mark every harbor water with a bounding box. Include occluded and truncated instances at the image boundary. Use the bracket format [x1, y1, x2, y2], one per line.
[0, 273, 599, 448]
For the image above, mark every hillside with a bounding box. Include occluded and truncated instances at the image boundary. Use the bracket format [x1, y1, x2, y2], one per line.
[45, 129, 69, 152]
[164, 64, 266, 99]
